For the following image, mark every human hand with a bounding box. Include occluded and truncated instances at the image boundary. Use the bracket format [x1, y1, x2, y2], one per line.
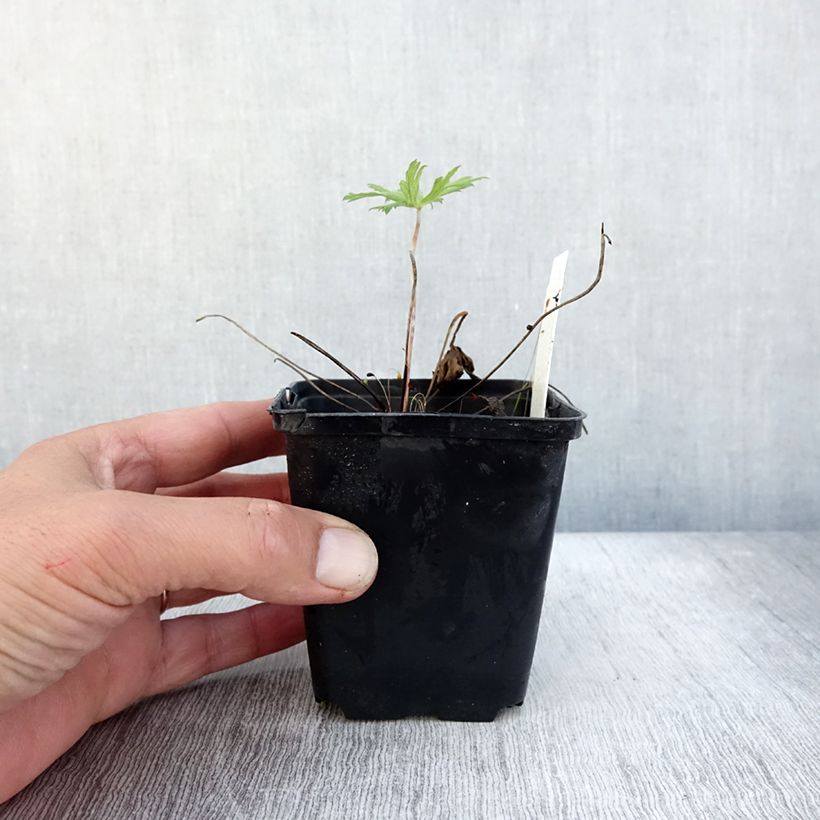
[0, 400, 378, 801]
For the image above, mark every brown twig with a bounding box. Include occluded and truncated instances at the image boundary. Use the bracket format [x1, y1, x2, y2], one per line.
[470, 383, 532, 416]
[409, 392, 427, 413]
[367, 372, 392, 412]
[273, 357, 365, 413]
[196, 314, 379, 411]
[547, 382, 582, 413]
[425, 310, 469, 401]
[439, 310, 469, 363]
[291, 332, 387, 410]
[401, 249, 419, 412]
[438, 224, 611, 413]
[410, 208, 421, 256]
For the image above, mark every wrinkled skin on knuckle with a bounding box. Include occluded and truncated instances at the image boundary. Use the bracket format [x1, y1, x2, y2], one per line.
[244, 498, 313, 597]
[0, 618, 83, 709]
[0, 492, 130, 707]
[246, 498, 289, 563]
[22, 489, 147, 610]
[88, 427, 159, 492]
[72, 489, 152, 605]
[7, 434, 98, 492]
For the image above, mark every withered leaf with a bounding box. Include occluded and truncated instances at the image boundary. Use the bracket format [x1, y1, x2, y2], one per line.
[432, 345, 475, 385]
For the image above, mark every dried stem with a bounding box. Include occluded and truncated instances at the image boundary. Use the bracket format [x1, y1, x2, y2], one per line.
[438, 224, 611, 413]
[401, 248, 419, 412]
[547, 382, 582, 413]
[273, 358, 365, 413]
[470, 383, 532, 416]
[291, 332, 387, 410]
[367, 372, 392, 412]
[196, 314, 379, 411]
[409, 392, 427, 413]
[440, 311, 469, 363]
[425, 310, 469, 401]
[410, 208, 421, 256]
[449, 311, 468, 347]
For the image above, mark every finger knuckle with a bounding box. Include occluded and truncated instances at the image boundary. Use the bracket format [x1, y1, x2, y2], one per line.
[13, 436, 64, 470]
[71, 490, 143, 604]
[245, 498, 293, 564]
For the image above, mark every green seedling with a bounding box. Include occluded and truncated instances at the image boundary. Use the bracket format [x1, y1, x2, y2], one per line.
[344, 161, 486, 411]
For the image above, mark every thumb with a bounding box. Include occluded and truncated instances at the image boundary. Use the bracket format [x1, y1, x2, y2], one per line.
[67, 490, 378, 606]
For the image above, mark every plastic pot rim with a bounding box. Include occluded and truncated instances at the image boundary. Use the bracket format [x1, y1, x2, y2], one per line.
[269, 379, 586, 442]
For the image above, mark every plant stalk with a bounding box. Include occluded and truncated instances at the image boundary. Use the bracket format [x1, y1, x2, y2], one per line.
[401, 208, 422, 412]
[437, 224, 611, 413]
[290, 332, 388, 410]
[425, 310, 469, 401]
[410, 207, 421, 256]
[196, 314, 379, 411]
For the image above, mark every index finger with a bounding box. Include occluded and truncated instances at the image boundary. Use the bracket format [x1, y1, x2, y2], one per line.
[21, 400, 284, 493]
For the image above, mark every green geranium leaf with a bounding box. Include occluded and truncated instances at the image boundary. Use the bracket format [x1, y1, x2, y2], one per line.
[344, 160, 486, 213]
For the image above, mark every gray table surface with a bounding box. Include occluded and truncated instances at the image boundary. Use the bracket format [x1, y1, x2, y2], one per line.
[2, 531, 818, 819]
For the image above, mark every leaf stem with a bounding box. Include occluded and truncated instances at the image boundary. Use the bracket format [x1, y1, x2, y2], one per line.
[290, 332, 388, 410]
[401, 249, 419, 412]
[401, 208, 422, 412]
[410, 207, 421, 256]
[437, 224, 611, 413]
[196, 314, 379, 410]
[425, 310, 469, 400]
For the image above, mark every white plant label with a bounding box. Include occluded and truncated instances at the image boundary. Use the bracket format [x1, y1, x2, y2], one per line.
[529, 250, 568, 418]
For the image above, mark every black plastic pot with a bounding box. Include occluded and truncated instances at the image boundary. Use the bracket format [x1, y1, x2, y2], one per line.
[269, 379, 584, 721]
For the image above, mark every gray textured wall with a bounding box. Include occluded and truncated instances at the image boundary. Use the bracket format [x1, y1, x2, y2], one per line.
[1, 1, 818, 531]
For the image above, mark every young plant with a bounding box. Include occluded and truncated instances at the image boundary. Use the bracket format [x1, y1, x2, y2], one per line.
[199, 162, 610, 418]
[344, 160, 486, 412]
